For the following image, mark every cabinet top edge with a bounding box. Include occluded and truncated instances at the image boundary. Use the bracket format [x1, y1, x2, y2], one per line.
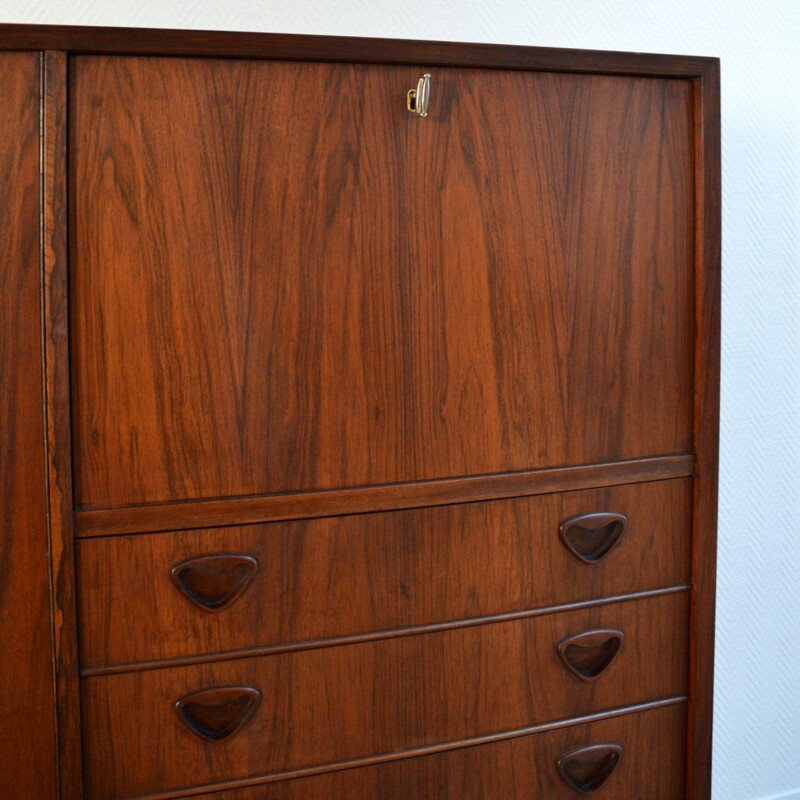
[0, 23, 718, 77]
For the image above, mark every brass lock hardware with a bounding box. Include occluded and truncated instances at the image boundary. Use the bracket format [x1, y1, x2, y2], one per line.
[407, 73, 431, 116]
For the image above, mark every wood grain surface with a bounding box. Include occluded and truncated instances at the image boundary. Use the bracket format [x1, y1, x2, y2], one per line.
[81, 591, 688, 799]
[73, 454, 694, 537]
[133, 702, 688, 800]
[0, 29, 720, 800]
[43, 49, 86, 797]
[70, 56, 694, 509]
[0, 51, 59, 800]
[77, 478, 691, 670]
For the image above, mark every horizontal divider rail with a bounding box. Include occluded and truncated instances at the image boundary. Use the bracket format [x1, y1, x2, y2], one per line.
[75, 454, 694, 538]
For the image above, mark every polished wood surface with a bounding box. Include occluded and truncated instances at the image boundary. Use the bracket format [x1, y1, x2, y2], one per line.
[0, 51, 59, 799]
[42, 50, 85, 797]
[70, 56, 694, 510]
[77, 479, 691, 670]
[166, 703, 687, 800]
[0, 27, 720, 800]
[81, 592, 687, 799]
[73, 454, 693, 537]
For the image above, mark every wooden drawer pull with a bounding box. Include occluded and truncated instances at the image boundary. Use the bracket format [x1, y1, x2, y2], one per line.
[170, 554, 258, 611]
[174, 686, 261, 742]
[557, 743, 623, 793]
[559, 512, 627, 563]
[557, 629, 624, 680]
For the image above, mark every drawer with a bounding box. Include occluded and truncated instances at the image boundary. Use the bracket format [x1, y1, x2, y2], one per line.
[77, 478, 691, 670]
[81, 592, 688, 799]
[186, 702, 687, 800]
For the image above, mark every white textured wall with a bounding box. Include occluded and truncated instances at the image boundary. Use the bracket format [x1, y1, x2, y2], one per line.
[5, 2, 799, 798]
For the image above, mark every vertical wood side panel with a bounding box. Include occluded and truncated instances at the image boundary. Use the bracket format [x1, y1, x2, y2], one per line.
[42, 49, 83, 798]
[0, 50, 59, 800]
[688, 61, 722, 800]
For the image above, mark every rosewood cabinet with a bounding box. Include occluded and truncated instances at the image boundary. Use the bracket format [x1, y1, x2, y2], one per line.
[0, 24, 720, 800]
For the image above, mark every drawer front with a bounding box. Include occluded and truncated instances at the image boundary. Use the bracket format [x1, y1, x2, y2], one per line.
[70, 56, 693, 509]
[77, 478, 691, 670]
[81, 592, 688, 799]
[187, 702, 687, 800]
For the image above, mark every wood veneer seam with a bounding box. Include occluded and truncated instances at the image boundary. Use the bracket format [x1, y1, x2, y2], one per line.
[120, 697, 689, 800]
[80, 584, 692, 677]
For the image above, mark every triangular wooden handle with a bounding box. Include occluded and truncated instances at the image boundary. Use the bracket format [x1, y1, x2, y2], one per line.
[557, 743, 623, 793]
[559, 512, 627, 563]
[557, 629, 624, 681]
[174, 686, 261, 742]
[170, 553, 258, 611]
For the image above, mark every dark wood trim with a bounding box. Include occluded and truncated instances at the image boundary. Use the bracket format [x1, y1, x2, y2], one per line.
[80, 585, 691, 677]
[40, 49, 83, 799]
[110, 697, 689, 800]
[0, 24, 716, 78]
[687, 60, 721, 800]
[74, 454, 694, 537]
